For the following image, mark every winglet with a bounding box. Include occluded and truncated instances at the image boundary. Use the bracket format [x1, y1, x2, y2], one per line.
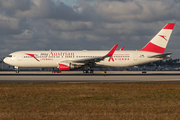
[120, 46, 125, 51]
[106, 44, 118, 57]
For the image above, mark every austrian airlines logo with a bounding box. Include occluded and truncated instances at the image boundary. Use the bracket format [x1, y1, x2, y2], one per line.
[159, 35, 167, 41]
[108, 57, 114, 62]
[26, 53, 40, 62]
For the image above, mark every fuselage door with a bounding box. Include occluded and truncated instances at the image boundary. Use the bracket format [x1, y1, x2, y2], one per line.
[134, 54, 138, 61]
[18, 55, 22, 61]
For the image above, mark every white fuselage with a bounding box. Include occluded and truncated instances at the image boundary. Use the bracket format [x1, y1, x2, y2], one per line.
[3, 50, 165, 68]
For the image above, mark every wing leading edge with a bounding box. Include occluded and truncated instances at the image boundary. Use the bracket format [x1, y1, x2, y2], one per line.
[71, 44, 118, 64]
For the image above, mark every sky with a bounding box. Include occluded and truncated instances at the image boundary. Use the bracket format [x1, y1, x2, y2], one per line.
[0, 0, 180, 59]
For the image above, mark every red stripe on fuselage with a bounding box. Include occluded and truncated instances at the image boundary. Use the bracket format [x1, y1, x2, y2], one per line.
[140, 42, 165, 53]
[25, 53, 40, 62]
[163, 23, 175, 30]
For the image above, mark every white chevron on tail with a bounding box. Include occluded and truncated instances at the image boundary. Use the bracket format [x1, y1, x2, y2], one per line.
[140, 23, 175, 53]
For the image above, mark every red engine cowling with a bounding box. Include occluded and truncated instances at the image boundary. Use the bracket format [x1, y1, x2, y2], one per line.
[58, 62, 76, 71]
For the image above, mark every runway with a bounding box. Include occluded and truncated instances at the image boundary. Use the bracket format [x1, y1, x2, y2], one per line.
[0, 71, 180, 83]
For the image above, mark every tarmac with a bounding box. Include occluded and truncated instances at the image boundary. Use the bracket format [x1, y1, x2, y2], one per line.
[0, 71, 180, 83]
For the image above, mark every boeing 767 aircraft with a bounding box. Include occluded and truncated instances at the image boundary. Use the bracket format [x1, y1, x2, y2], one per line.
[3, 23, 175, 73]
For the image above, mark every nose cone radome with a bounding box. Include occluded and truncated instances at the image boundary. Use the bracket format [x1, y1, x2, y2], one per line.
[3, 57, 9, 64]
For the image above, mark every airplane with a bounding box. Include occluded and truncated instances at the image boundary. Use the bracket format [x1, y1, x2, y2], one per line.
[3, 23, 175, 73]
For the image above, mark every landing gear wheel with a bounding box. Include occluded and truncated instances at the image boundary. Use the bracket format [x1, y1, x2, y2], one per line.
[14, 66, 19, 73]
[83, 70, 93, 73]
[16, 69, 19, 73]
[90, 70, 94, 73]
[83, 70, 88, 73]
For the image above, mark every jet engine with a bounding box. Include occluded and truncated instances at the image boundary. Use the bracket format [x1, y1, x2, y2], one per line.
[58, 62, 80, 71]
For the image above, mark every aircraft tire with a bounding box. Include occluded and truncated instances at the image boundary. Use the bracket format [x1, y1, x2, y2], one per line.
[90, 70, 94, 73]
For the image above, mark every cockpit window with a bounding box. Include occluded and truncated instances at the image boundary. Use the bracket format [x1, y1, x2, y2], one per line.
[8, 55, 12, 57]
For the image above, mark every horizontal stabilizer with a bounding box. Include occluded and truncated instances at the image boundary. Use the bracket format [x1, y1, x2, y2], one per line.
[148, 52, 172, 58]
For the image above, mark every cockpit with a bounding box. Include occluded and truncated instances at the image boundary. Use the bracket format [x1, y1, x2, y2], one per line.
[7, 55, 12, 57]
[3, 54, 14, 64]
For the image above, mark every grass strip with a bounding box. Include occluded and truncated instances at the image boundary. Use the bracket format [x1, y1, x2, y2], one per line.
[0, 83, 180, 119]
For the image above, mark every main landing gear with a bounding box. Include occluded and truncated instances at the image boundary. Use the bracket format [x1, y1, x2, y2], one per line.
[83, 69, 94, 73]
[83, 66, 94, 73]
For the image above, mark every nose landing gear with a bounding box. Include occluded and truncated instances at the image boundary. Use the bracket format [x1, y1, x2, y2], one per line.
[14, 66, 19, 73]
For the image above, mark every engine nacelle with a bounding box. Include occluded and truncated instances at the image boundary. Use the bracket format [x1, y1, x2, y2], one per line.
[58, 62, 80, 71]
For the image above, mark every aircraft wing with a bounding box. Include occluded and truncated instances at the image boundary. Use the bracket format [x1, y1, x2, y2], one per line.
[148, 52, 172, 58]
[71, 44, 118, 64]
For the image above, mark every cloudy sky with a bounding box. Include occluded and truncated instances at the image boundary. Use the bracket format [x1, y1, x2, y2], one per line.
[0, 0, 180, 59]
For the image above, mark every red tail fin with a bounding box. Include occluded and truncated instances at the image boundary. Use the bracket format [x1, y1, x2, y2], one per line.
[140, 23, 175, 53]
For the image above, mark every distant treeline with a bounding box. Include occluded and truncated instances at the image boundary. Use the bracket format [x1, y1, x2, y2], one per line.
[143, 58, 180, 67]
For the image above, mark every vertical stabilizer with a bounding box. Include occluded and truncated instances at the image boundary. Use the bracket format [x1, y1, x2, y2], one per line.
[140, 23, 175, 53]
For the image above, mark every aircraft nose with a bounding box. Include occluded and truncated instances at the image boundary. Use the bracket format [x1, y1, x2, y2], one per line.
[3, 57, 9, 64]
